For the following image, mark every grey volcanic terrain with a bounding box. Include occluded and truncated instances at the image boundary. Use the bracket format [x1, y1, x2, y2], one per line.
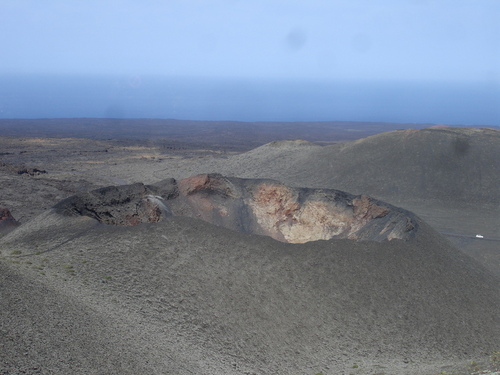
[184, 127, 498, 208]
[1, 124, 499, 374]
[2, 206, 499, 374]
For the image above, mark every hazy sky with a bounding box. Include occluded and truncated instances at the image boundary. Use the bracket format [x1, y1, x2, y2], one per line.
[1, 0, 499, 82]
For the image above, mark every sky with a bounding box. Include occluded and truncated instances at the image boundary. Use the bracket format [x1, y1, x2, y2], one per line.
[1, 0, 499, 83]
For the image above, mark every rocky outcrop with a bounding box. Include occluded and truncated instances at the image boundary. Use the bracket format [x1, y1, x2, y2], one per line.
[0, 162, 47, 176]
[252, 127, 500, 206]
[173, 174, 417, 242]
[0, 207, 20, 234]
[17, 167, 47, 176]
[53, 181, 177, 226]
[54, 174, 418, 242]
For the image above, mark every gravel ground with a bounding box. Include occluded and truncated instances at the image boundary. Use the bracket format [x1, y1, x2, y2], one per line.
[1, 212, 499, 374]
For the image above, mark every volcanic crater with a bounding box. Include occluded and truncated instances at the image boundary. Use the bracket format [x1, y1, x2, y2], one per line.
[55, 173, 418, 243]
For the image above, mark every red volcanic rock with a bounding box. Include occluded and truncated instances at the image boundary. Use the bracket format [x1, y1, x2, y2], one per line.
[53, 174, 418, 242]
[178, 173, 237, 198]
[172, 174, 418, 243]
[0, 207, 15, 221]
[170, 174, 417, 243]
[53, 183, 175, 226]
[429, 124, 450, 128]
[0, 207, 20, 233]
[352, 195, 389, 220]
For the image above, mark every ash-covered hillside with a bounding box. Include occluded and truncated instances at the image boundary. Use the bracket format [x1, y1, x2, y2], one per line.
[1, 200, 498, 374]
[220, 127, 499, 206]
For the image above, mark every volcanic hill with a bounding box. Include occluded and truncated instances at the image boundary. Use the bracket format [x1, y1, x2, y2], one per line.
[53, 174, 418, 243]
[216, 127, 499, 207]
[169, 127, 497, 277]
[1, 173, 499, 374]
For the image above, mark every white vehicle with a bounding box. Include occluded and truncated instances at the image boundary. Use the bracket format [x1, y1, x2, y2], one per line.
[475, 234, 484, 239]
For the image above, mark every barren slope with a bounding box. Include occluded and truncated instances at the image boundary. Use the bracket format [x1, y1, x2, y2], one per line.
[1, 203, 499, 374]
[219, 127, 500, 206]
